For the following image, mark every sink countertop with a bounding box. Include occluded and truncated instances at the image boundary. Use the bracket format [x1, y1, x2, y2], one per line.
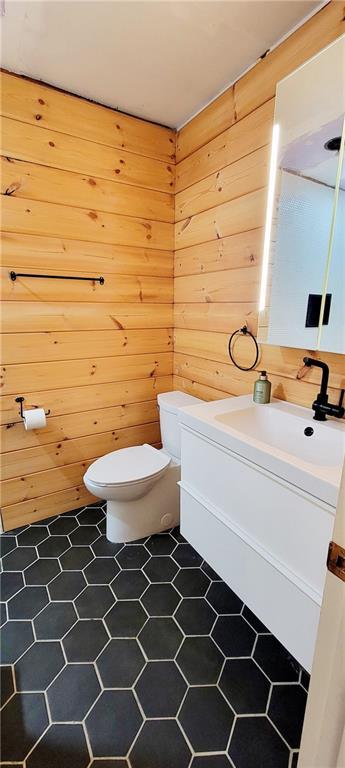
[179, 395, 345, 508]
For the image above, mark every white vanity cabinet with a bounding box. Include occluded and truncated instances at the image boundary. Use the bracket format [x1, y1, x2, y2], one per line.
[178, 396, 343, 672]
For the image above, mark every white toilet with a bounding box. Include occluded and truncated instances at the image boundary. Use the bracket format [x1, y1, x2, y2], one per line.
[83, 391, 201, 543]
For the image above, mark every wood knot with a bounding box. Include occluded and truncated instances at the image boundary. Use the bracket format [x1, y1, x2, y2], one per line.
[88, 178, 97, 187]
[111, 317, 124, 330]
[5, 183, 20, 196]
[48, 141, 55, 147]
[180, 217, 192, 233]
[35, 114, 42, 121]
[296, 363, 310, 381]
[114, 169, 121, 174]
[38, 98, 45, 105]
[88, 211, 98, 220]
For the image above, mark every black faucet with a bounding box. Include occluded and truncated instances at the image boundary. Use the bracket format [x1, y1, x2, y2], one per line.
[303, 357, 345, 421]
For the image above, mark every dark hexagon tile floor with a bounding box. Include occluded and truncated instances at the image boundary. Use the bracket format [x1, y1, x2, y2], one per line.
[0, 502, 309, 767]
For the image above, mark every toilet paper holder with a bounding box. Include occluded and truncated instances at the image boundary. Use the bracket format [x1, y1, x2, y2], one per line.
[15, 396, 50, 419]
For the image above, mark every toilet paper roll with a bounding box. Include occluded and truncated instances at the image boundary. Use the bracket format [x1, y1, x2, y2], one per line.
[23, 408, 47, 431]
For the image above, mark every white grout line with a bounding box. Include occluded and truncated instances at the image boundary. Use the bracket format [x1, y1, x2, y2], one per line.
[1, 509, 305, 767]
[82, 720, 93, 764]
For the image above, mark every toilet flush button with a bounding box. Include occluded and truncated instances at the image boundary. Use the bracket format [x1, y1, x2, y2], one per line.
[161, 513, 173, 527]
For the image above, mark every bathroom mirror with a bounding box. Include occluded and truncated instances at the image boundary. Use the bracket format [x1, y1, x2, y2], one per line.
[258, 35, 345, 354]
[319, 138, 345, 354]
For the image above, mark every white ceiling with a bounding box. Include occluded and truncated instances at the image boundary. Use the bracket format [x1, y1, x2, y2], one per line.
[1, 0, 323, 128]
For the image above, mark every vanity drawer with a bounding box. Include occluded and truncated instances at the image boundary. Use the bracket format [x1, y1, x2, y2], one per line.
[180, 485, 319, 672]
[181, 425, 334, 598]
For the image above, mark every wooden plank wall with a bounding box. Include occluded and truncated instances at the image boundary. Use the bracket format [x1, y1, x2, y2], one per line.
[0, 72, 175, 530]
[174, 1, 345, 406]
[1, 2, 345, 531]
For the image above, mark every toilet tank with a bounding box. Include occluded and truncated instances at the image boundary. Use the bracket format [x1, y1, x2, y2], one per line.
[157, 391, 202, 459]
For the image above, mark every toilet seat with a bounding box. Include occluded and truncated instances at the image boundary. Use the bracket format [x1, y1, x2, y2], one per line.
[84, 443, 170, 488]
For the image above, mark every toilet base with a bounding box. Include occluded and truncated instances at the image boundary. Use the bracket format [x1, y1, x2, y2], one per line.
[106, 462, 181, 543]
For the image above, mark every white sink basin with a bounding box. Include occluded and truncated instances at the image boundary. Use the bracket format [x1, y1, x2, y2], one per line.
[215, 402, 343, 468]
[179, 395, 345, 507]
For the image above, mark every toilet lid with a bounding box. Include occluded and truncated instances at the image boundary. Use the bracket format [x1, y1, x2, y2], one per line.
[85, 444, 170, 487]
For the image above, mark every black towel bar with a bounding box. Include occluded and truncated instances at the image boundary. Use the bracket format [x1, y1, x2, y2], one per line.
[10, 271, 104, 284]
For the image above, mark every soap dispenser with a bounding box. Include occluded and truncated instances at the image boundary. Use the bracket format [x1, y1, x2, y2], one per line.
[253, 370, 271, 404]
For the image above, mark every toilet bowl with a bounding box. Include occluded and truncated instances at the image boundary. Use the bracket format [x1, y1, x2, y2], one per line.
[84, 391, 201, 543]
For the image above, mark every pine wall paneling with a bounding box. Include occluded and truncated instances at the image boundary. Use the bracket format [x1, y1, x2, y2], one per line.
[0, 72, 174, 530]
[1, 1, 345, 530]
[173, 1, 345, 407]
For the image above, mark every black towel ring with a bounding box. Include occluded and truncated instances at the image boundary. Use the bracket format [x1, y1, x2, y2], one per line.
[228, 326, 260, 371]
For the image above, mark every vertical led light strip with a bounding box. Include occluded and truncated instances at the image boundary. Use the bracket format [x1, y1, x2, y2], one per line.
[259, 123, 280, 312]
